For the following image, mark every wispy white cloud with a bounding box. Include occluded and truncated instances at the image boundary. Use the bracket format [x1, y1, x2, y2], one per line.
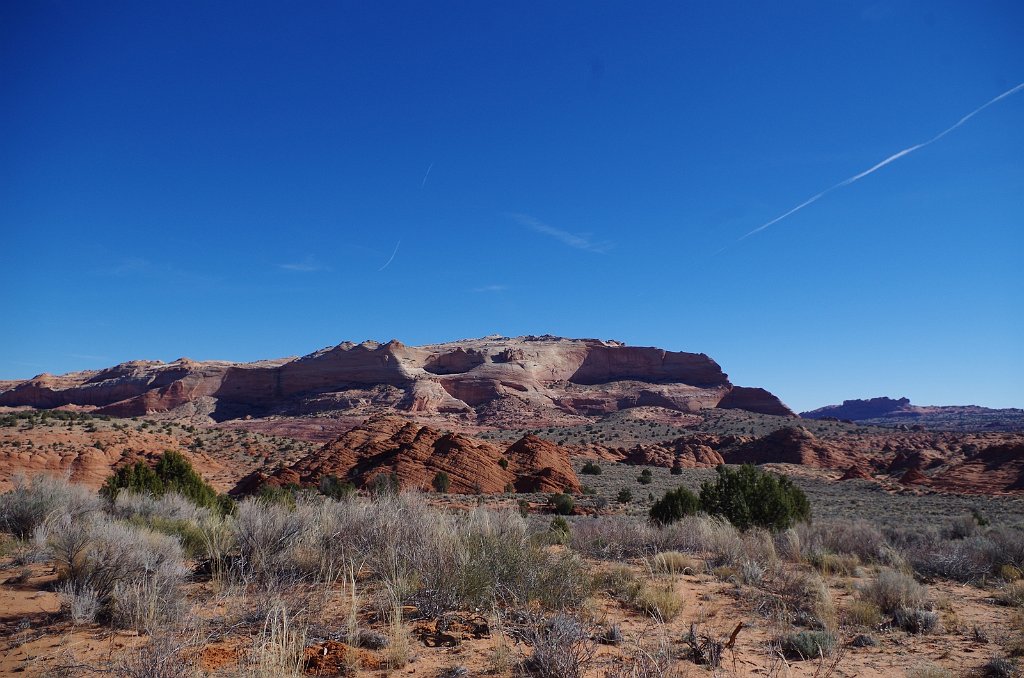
[737, 81, 1024, 243]
[473, 284, 509, 293]
[378, 241, 401, 271]
[420, 162, 434, 188]
[508, 213, 612, 253]
[278, 256, 329, 273]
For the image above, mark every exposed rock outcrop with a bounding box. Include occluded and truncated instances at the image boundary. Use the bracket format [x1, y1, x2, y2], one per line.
[724, 427, 847, 468]
[273, 416, 580, 495]
[0, 337, 792, 426]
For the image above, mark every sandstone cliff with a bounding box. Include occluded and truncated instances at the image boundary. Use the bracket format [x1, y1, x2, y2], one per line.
[0, 336, 794, 426]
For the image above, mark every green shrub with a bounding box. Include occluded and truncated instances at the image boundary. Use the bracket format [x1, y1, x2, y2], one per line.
[649, 487, 700, 526]
[100, 451, 232, 515]
[698, 464, 810, 531]
[432, 471, 451, 493]
[637, 469, 653, 485]
[779, 630, 835, 660]
[616, 488, 633, 504]
[581, 462, 602, 475]
[549, 493, 575, 516]
[319, 475, 356, 501]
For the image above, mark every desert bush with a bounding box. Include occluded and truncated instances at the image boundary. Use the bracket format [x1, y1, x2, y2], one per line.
[114, 632, 200, 678]
[997, 581, 1024, 607]
[101, 451, 233, 515]
[843, 599, 883, 628]
[775, 570, 836, 630]
[859, 568, 929, 614]
[112, 491, 205, 524]
[0, 473, 100, 539]
[981, 657, 1020, 678]
[572, 516, 653, 559]
[431, 471, 451, 493]
[581, 461, 602, 475]
[894, 607, 940, 634]
[649, 486, 700, 526]
[778, 630, 836, 660]
[56, 580, 100, 624]
[797, 519, 889, 564]
[549, 493, 575, 515]
[232, 497, 315, 587]
[617, 488, 633, 503]
[521, 614, 594, 678]
[317, 474, 356, 501]
[698, 464, 810, 531]
[50, 516, 187, 629]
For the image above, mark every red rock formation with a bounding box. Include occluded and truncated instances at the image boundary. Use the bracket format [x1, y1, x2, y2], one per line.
[839, 465, 871, 481]
[899, 468, 931, 486]
[929, 442, 1024, 494]
[724, 427, 848, 468]
[718, 387, 795, 417]
[276, 417, 579, 495]
[623, 434, 726, 468]
[0, 337, 791, 426]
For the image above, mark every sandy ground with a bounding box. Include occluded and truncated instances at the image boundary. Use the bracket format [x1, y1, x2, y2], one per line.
[2, 552, 1019, 678]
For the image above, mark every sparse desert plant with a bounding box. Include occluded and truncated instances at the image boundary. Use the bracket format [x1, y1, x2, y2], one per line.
[843, 599, 883, 628]
[232, 497, 314, 587]
[244, 602, 306, 678]
[581, 461, 602, 475]
[778, 630, 836, 660]
[616, 488, 633, 504]
[906, 664, 955, 678]
[859, 568, 929, 614]
[998, 581, 1024, 607]
[894, 607, 940, 634]
[775, 570, 837, 631]
[650, 550, 701, 575]
[981, 656, 1021, 678]
[0, 472, 100, 539]
[521, 614, 594, 678]
[56, 580, 100, 624]
[50, 515, 188, 629]
[635, 583, 684, 621]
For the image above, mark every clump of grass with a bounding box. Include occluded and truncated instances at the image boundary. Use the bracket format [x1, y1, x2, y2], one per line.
[858, 568, 929, 614]
[997, 581, 1024, 607]
[843, 599, 883, 628]
[906, 664, 955, 678]
[778, 630, 836, 660]
[808, 551, 860, 577]
[635, 584, 684, 622]
[650, 551, 701, 576]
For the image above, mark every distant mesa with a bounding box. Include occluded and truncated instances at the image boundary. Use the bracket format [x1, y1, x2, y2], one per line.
[801, 397, 1024, 433]
[0, 336, 795, 427]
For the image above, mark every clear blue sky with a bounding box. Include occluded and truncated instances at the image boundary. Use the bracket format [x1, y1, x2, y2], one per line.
[2, 1, 1022, 412]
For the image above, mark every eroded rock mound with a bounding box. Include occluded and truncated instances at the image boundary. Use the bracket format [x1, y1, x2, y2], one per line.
[278, 416, 579, 495]
[724, 427, 847, 468]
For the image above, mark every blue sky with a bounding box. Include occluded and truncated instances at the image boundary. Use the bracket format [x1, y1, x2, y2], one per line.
[2, 1, 1021, 412]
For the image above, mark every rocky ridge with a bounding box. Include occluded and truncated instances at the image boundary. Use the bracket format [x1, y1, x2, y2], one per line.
[0, 336, 793, 429]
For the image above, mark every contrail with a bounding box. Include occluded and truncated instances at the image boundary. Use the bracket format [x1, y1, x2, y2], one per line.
[377, 240, 401, 271]
[737, 81, 1024, 242]
[420, 162, 433, 188]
